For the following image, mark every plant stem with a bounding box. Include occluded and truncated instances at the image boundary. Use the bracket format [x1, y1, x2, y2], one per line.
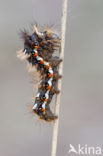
[51, 0, 68, 156]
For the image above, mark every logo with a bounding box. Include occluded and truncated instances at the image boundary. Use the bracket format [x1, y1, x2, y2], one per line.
[68, 144, 102, 155]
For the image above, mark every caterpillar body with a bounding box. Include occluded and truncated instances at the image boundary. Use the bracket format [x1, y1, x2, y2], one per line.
[17, 25, 62, 122]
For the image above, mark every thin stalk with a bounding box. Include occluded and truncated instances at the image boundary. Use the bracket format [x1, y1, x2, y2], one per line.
[51, 0, 68, 156]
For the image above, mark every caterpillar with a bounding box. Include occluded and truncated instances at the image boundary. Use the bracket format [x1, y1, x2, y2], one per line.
[17, 24, 62, 122]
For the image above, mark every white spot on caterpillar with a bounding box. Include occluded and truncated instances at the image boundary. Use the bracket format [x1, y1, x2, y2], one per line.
[36, 93, 40, 97]
[48, 78, 53, 86]
[44, 62, 49, 66]
[32, 103, 37, 110]
[36, 56, 43, 61]
[33, 49, 37, 53]
[49, 68, 53, 74]
[45, 90, 50, 99]
[42, 102, 46, 109]
[23, 49, 27, 54]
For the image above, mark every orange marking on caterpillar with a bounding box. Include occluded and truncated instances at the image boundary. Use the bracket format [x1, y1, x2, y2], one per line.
[46, 64, 50, 69]
[34, 45, 39, 49]
[33, 53, 38, 57]
[40, 60, 44, 65]
[44, 99, 48, 102]
[48, 73, 53, 78]
[41, 108, 45, 112]
[46, 85, 51, 90]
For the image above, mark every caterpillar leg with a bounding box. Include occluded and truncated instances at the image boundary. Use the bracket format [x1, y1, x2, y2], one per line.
[39, 105, 58, 121]
[53, 74, 62, 80]
[50, 58, 63, 67]
[55, 90, 60, 94]
[50, 86, 60, 94]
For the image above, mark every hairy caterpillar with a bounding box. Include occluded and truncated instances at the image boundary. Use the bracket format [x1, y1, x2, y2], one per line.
[17, 24, 62, 122]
